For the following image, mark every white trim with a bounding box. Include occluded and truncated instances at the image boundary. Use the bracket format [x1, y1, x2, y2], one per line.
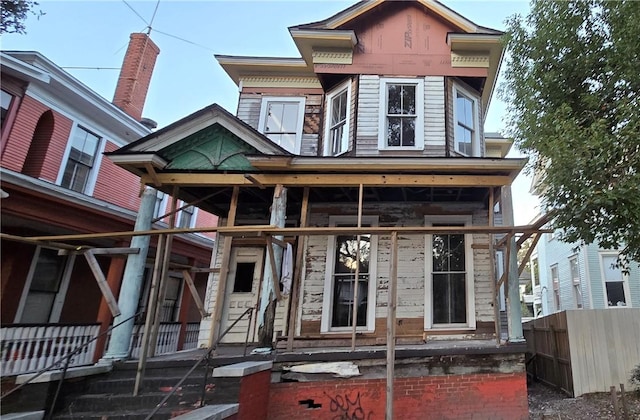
[258, 96, 306, 154]
[14, 247, 41, 323]
[581, 245, 594, 309]
[378, 77, 425, 151]
[424, 215, 475, 330]
[321, 215, 378, 333]
[598, 252, 632, 308]
[178, 202, 198, 229]
[323, 80, 352, 156]
[56, 124, 104, 196]
[452, 82, 480, 157]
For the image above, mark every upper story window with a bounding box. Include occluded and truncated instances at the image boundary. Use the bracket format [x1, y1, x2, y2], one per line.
[551, 264, 560, 311]
[600, 253, 629, 307]
[453, 83, 480, 156]
[378, 78, 424, 150]
[1, 90, 14, 128]
[152, 189, 166, 220]
[324, 81, 351, 156]
[258, 97, 305, 154]
[60, 126, 101, 194]
[178, 204, 196, 228]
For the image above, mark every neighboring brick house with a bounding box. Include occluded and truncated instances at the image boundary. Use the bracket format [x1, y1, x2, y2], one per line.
[107, 1, 533, 418]
[0, 36, 218, 376]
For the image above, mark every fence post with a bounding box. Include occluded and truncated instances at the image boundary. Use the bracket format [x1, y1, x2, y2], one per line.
[549, 324, 560, 391]
[610, 386, 620, 419]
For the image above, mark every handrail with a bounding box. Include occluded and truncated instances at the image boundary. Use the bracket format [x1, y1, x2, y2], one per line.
[144, 306, 255, 420]
[0, 311, 142, 401]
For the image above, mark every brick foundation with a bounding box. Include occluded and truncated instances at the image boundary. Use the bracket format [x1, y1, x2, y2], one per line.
[268, 372, 528, 420]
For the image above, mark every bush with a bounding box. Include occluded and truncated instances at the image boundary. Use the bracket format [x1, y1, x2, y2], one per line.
[631, 364, 640, 391]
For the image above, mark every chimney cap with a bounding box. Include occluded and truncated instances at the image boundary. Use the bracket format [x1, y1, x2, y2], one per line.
[140, 117, 158, 130]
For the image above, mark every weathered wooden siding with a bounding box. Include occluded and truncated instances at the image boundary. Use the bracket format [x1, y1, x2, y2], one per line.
[424, 76, 446, 153]
[299, 201, 494, 337]
[236, 93, 262, 130]
[354, 75, 379, 155]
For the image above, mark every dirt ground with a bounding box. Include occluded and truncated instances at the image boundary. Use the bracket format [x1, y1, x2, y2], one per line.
[528, 381, 640, 419]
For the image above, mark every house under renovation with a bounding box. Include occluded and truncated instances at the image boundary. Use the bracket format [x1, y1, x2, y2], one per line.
[108, 1, 536, 418]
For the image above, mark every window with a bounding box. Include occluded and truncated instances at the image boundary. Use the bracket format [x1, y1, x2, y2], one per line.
[258, 97, 305, 154]
[378, 78, 424, 150]
[324, 82, 351, 156]
[61, 126, 101, 193]
[152, 190, 166, 220]
[321, 216, 378, 332]
[159, 275, 182, 322]
[569, 256, 583, 308]
[551, 265, 560, 311]
[18, 248, 72, 323]
[425, 215, 475, 329]
[601, 254, 629, 307]
[178, 205, 196, 228]
[233, 262, 256, 293]
[453, 84, 479, 156]
[1, 90, 14, 128]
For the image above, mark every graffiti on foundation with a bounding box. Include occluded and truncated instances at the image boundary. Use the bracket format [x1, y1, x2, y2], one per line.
[324, 391, 374, 420]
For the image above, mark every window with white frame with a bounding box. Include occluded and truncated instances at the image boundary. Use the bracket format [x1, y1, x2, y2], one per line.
[378, 78, 424, 150]
[258, 97, 305, 154]
[569, 255, 583, 308]
[178, 204, 196, 228]
[600, 254, 629, 307]
[18, 247, 73, 323]
[152, 189, 166, 220]
[61, 126, 101, 193]
[425, 215, 475, 329]
[551, 264, 560, 311]
[324, 81, 351, 156]
[453, 83, 479, 156]
[321, 216, 378, 332]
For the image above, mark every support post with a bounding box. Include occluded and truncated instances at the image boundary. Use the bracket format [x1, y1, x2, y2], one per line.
[102, 187, 155, 361]
[488, 188, 500, 344]
[257, 185, 287, 348]
[286, 187, 309, 351]
[209, 186, 239, 346]
[502, 185, 524, 342]
[386, 231, 398, 420]
[351, 184, 364, 351]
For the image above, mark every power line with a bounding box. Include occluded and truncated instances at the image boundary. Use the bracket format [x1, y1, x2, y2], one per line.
[153, 28, 217, 52]
[61, 67, 120, 70]
[121, 0, 149, 26]
[149, 0, 161, 29]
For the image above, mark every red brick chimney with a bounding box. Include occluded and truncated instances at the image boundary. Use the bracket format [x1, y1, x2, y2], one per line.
[113, 33, 160, 121]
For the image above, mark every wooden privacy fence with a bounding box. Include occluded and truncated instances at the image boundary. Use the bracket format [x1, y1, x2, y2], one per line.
[524, 309, 640, 397]
[1, 323, 101, 376]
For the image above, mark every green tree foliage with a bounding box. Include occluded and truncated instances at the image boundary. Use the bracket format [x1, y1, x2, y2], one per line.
[1, 0, 43, 35]
[501, 0, 640, 262]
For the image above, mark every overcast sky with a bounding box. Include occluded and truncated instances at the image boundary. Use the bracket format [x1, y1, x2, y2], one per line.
[1, 0, 539, 223]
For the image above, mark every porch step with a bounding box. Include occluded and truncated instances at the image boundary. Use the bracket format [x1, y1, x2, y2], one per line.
[84, 375, 206, 395]
[52, 406, 193, 420]
[57, 390, 205, 413]
[171, 404, 238, 420]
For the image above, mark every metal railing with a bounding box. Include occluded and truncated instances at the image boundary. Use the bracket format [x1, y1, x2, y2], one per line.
[0, 311, 142, 420]
[144, 306, 255, 420]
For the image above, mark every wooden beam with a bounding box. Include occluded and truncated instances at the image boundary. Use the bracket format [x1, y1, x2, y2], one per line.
[83, 251, 121, 317]
[58, 247, 139, 256]
[265, 235, 283, 301]
[210, 186, 239, 346]
[497, 233, 513, 290]
[386, 231, 398, 420]
[182, 270, 208, 318]
[144, 163, 161, 187]
[351, 184, 364, 351]
[488, 188, 500, 344]
[140, 173, 513, 188]
[245, 174, 266, 189]
[25, 225, 548, 242]
[266, 236, 288, 249]
[518, 233, 541, 276]
[286, 187, 309, 351]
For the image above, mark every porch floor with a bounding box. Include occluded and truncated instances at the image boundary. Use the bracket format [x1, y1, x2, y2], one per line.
[145, 339, 526, 366]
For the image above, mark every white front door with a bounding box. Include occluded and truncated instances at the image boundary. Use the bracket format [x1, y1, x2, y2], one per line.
[219, 247, 264, 344]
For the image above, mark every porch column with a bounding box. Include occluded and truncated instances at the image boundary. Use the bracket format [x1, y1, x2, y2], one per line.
[94, 249, 126, 362]
[102, 187, 155, 360]
[257, 185, 287, 348]
[501, 185, 525, 342]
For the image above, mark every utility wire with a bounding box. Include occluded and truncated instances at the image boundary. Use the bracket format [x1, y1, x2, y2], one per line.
[148, 0, 161, 29]
[122, 0, 149, 26]
[153, 28, 217, 52]
[61, 67, 120, 70]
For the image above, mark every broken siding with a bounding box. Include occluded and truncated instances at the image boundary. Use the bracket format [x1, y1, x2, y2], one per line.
[236, 93, 262, 129]
[299, 202, 495, 335]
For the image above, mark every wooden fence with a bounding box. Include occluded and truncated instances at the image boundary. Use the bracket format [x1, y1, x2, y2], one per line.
[524, 309, 640, 397]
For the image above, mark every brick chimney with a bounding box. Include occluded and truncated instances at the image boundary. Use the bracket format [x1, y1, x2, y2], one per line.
[113, 33, 160, 121]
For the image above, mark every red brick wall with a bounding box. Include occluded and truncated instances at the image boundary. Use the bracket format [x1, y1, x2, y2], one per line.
[93, 141, 142, 211]
[268, 372, 528, 420]
[238, 370, 271, 420]
[1, 95, 72, 181]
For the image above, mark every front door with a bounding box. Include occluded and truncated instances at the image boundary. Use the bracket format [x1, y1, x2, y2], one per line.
[219, 247, 264, 344]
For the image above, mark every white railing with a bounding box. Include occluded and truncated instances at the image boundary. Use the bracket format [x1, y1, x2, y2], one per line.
[1, 324, 100, 377]
[128, 323, 181, 359]
[182, 322, 200, 350]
